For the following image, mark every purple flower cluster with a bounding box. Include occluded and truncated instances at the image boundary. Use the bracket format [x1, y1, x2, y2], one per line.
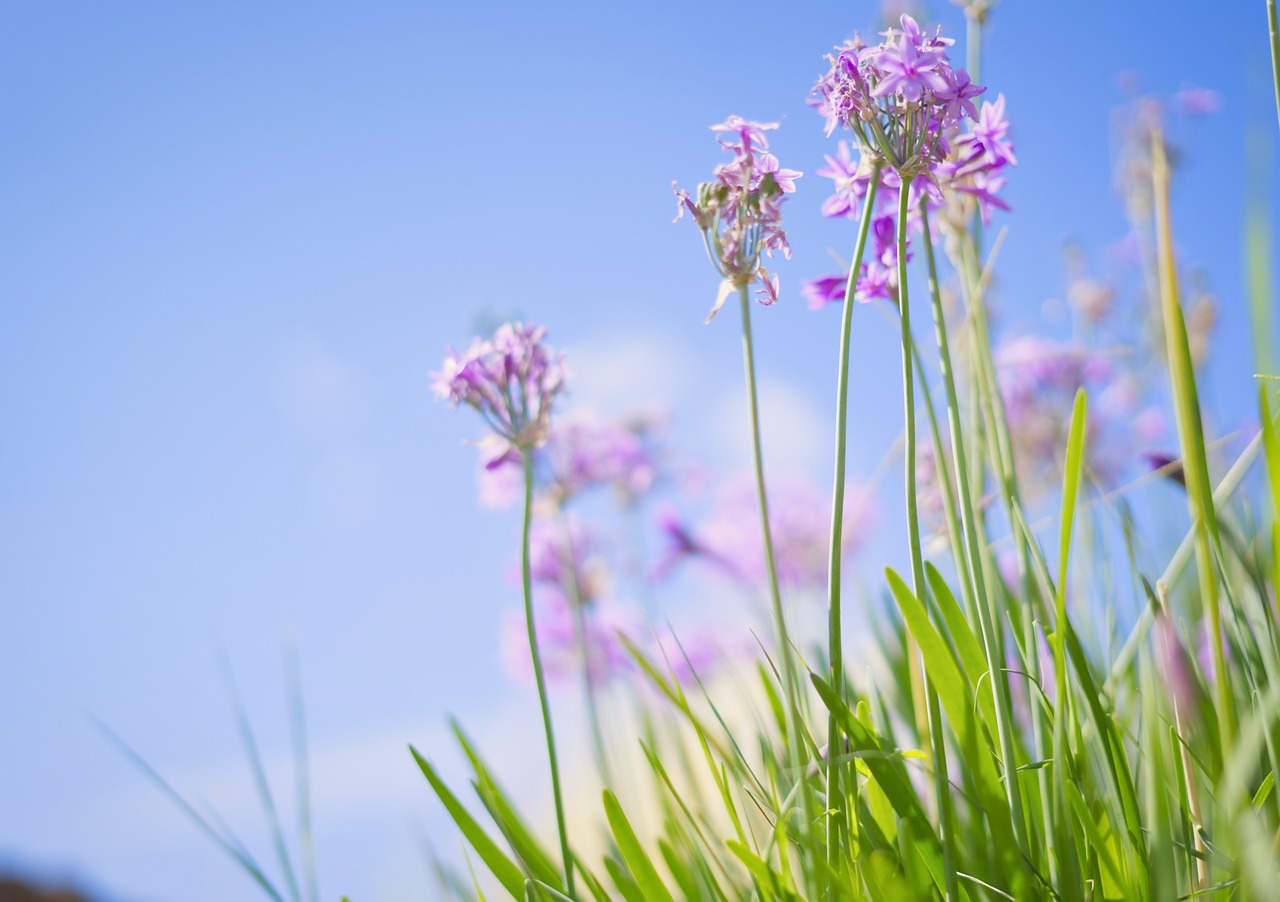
[803, 16, 1018, 307]
[431, 322, 567, 468]
[539, 411, 661, 506]
[804, 145, 923, 305]
[655, 473, 875, 590]
[809, 15, 981, 173]
[673, 116, 802, 320]
[995, 335, 1164, 491]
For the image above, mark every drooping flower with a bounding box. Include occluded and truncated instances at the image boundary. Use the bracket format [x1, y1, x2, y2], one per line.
[673, 117, 802, 321]
[432, 321, 567, 464]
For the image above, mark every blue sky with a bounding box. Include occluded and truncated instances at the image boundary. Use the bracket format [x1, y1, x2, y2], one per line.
[1, 1, 1275, 899]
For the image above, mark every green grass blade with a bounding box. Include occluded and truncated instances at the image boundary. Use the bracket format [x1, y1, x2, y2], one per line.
[409, 745, 526, 898]
[602, 789, 677, 902]
[284, 641, 319, 902]
[885, 568, 1029, 895]
[94, 718, 287, 902]
[218, 653, 303, 902]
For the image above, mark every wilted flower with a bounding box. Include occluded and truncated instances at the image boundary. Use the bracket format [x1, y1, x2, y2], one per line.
[673, 116, 802, 321]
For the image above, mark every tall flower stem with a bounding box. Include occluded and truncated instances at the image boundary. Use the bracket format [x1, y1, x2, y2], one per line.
[522, 455, 574, 895]
[557, 512, 613, 787]
[825, 161, 882, 872]
[735, 283, 814, 847]
[894, 179, 957, 900]
[920, 204, 1031, 864]
[1269, 0, 1280, 130]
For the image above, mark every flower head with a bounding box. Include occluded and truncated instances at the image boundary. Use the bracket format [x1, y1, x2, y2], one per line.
[432, 321, 567, 462]
[673, 116, 802, 320]
[810, 15, 982, 175]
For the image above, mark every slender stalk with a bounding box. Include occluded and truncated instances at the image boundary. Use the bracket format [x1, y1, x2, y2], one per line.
[1269, 0, 1280, 131]
[522, 454, 574, 895]
[895, 179, 957, 900]
[825, 161, 883, 873]
[735, 283, 815, 866]
[557, 510, 613, 786]
[919, 203, 1031, 861]
[284, 642, 319, 902]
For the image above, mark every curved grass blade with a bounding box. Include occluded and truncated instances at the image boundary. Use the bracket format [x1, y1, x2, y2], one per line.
[409, 745, 526, 898]
[602, 789, 677, 902]
[94, 718, 287, 902]
[218, 651, 303, 902]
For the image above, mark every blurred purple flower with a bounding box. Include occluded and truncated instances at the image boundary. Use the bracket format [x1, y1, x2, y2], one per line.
[656, 474, 876, 590]
[500, 590, 641, 684]
[996, 335, 1163, 490]
[1173, 87, 1222, 117]
[801, 274, 848, 310]
[432, 321, 566, 464]
[539, 410, 661, 506]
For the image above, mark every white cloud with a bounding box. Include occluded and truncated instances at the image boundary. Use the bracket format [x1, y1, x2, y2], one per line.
[274, 343, 363, 440]
[561, 331, 692, 415]
[707, 376, 832, 478]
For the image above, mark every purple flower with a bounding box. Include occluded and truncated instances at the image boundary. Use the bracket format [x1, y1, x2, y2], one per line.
[525, 514, 608, 604]
[710, 115, 776, 154]
[817, 141, 864, 219]
[810, 15, 980, 176]
[996, 335, 1162, 490]
[432, 321, 567, 463]
[871, 25, 949, 103]
[966, 94, 1017, 167]
[936, 67, 986, 126]
[1173, 87, 1222, 117]
[500, 589, 641, 685]
[801, 274, 847, 310]
[855, 261, 894, 302]
[650, 626, 758, 686]
[673, 116, 802, 319]
[659, 474, 875, 590]
[1155, 614, 1201, 719]
[952, 170, 1010, 225]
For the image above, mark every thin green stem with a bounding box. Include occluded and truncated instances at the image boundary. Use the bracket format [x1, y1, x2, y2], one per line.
[919, 203, 1031, 863]
[825, 161, 882, 876]
[896, 180, 957, 901]
[735, 283, 815, 868]
[522, 454, 574, 895]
